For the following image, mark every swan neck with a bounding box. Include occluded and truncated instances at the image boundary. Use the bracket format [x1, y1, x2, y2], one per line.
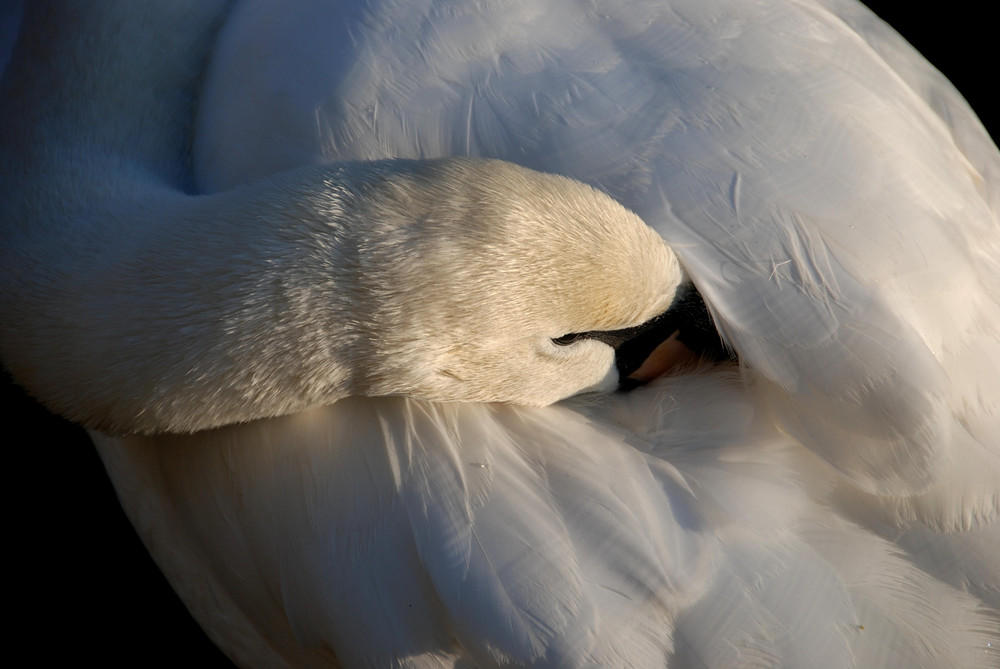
[2, 167, 377, 434]
[0, 1, 373, 433]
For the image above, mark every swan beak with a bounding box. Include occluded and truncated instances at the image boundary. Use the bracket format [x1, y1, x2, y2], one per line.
[615, 283, 729, 390]
[624, 332, 700, 383]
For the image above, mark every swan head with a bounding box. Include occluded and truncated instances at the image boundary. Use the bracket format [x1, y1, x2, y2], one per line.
[2, 158, 717, 435]
[340, 159, 700, 406]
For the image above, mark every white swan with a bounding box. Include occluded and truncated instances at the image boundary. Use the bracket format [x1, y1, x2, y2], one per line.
[3, 1, 998, 667]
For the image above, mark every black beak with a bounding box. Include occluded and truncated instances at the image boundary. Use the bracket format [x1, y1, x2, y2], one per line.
[581, 282, 730, 389]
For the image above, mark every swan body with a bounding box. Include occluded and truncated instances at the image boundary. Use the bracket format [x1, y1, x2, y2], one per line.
[2, 0, 999, 667]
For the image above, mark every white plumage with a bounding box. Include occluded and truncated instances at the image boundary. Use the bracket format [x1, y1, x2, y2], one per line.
[3, 1, 998, 666]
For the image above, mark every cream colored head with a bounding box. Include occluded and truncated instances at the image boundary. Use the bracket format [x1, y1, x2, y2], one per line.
[343, 159, 684, 406]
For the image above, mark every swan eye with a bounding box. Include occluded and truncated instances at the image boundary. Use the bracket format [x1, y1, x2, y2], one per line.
[552, 333, 586, 346]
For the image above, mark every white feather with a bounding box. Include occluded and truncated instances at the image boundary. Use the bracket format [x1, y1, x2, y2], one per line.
[2, 0, 998, 667]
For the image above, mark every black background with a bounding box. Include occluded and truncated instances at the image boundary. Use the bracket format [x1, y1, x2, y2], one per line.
[4, 3, 996, 666]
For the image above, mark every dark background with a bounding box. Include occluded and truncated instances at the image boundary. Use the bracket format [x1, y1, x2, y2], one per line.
[3, 3, 996, 666]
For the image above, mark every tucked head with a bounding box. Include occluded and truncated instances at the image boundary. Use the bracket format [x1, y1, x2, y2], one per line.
[340, 159, 693, 405]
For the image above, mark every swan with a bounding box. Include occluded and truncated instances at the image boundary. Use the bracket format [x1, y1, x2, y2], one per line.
[3, 0, 998, 667]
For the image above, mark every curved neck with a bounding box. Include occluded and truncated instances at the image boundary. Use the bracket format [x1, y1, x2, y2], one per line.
[0, 2, 370, 433]
[3, 162, 375, 434]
